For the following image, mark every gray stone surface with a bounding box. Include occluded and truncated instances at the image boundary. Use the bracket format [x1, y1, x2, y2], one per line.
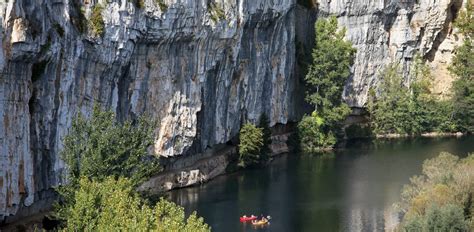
[318, 0, 464, 106]
[0, 0, 300, 219]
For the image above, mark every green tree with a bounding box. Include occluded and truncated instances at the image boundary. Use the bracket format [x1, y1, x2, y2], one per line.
[450, 2, 474, 133]
[61, 105, 160, 188]
[238, 123, 264, 168]
[305, 16, 356, 113]
[258, 114, 272, 163]
[59, 177, 210, 232]
[367, 56, 457, 135]
[299, 16, 355, 150]
[425, 204, 469, 232]
[397, 153, 474, 231]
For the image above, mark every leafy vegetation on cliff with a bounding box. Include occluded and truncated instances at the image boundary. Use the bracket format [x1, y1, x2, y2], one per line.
[298, 16, 356, 151]
[397, 153, 474, 231]
[90, 4, 105, 37]
[450, 2, 474, 133]
[367, 57, 457, 135]
[59, 177, 210, 232]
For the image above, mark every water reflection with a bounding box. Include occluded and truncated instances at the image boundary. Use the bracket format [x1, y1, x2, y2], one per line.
[167, 136, 474, 232]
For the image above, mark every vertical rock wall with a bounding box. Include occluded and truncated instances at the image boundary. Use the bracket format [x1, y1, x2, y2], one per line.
[0, 0, 299, 219]
[0, 0, 465, 221]
[318, 0, 464, 107]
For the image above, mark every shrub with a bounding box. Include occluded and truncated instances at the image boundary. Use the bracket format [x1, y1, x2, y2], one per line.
[238, 123, 264, 168]
[297, 112, 336, 152]
[89, 4, 105, 37]
[208, 2, 225, 22]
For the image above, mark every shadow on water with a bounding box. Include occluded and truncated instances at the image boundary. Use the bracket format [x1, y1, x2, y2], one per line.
[167, 136, 474, 232]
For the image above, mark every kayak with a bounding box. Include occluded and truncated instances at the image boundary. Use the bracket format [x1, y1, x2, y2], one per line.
[240, 216, 257, 222]
[251, 219, 269, 226]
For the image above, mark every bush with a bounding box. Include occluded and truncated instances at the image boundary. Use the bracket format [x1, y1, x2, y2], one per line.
[208, 2, 225, 22]
[238, 123, 264, 168]
[297, 112, 336, 152]
[58, 177, 210, 232]
[89, 4, 105, 37]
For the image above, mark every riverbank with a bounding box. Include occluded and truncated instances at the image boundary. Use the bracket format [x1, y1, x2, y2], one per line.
[375, 132, 465, 139]
[139, 124, 294, 195]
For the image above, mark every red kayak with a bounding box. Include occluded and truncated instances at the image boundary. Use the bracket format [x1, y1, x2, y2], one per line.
[240, 215, 257, 222]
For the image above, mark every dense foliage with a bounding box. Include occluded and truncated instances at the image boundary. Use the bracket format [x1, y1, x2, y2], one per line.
[297, 112, 336, 152]
[298, 16, 355, 151]
[258, 114, 272, 163]
[397, 152, 474, 231]
[450, 2, 474, 133]
[59, 177, 210, 232]
[61, 106, 160, 188]
[367, 58, 457, 135]
[238, 123, 264, 168]
[56, 106, 209, 231]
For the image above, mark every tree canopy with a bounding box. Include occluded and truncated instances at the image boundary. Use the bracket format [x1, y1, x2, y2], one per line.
[238, 123, 264, 168]
[298, 16, 355, 151]
[449, 2, 474, 133]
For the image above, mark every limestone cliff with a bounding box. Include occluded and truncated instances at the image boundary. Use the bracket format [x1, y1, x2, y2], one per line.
[0, 0, 301, 220]
[0, 0, 464, 221]
[318, 0, 464, 106]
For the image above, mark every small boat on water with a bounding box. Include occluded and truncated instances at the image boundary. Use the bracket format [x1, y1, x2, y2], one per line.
[240, 215, 257, 222]
[251, 218, 269, 226]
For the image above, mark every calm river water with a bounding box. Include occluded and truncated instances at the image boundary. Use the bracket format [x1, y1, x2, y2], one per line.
[167, 136, 474, 232]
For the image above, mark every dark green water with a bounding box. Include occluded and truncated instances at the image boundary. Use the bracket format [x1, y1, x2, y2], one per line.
[167, 136, 474, 232]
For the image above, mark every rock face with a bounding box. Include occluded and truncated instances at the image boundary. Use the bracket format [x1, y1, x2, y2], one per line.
[0, 0, 301, 219]
[318, 0, 464, 106]
[0, 0, 464, 221]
